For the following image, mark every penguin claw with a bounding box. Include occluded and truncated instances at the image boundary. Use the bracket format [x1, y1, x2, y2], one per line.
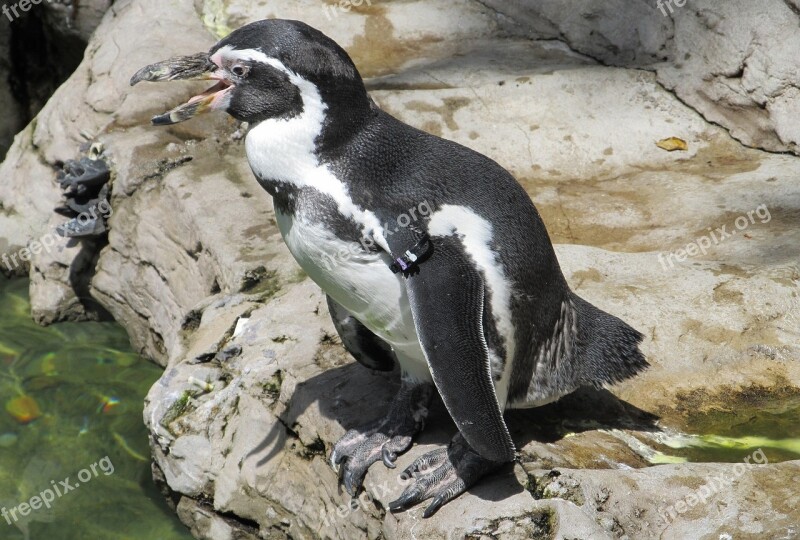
[389, 435, 506, 517]
[382, 446, 397, 469]
[422, 491, 453, 519]
[333, 430, 419, 490]
[388, 487, 424, 513]
[330, 444, 349, 471]
[342, 464, 366, 497]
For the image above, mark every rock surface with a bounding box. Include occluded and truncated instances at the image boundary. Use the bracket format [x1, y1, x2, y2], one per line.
[0, 0, 798, 539]
[479, 0, 800, 155]
[41, 0, 115, 42]
[0, 0, 114, 265]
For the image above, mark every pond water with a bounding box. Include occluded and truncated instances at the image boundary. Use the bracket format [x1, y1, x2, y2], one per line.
[0, 278, 192, 540]
[647, 397, 800, 465]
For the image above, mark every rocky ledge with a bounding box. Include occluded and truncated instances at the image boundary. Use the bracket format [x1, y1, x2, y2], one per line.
[0, 1, 798, 539]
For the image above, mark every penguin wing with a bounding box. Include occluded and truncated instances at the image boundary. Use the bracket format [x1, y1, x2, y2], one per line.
[388, 230, 515, 462]
[326, 294, 396, 371]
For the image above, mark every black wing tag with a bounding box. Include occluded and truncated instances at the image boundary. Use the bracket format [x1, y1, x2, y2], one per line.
[389, 234, 433, 274]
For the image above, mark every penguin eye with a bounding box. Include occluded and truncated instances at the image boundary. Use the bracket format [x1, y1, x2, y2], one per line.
[231, 64, 249, 78]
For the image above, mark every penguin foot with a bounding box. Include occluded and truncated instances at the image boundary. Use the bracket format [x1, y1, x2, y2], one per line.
[388, 433, 504, 518]
[331, 378, 433, 497]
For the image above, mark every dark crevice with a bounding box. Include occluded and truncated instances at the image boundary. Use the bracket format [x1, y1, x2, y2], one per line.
[8, 8, 85, 122]
[783, 0, 800, 18]
[2, 6, 87, 159]
[216, 510, 261, 534]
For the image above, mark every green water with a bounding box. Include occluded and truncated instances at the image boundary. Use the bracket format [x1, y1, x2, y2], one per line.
[652, 397, 800, 465]
[0, 278, 193, 540]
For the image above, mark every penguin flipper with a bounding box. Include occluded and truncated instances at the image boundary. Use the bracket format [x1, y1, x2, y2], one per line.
[326, 295, 396, 371]
[396, 235, 515, 463]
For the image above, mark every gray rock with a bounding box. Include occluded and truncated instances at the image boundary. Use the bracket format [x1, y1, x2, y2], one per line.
[41, 0, 113, 42]
[478, 0, 800, 155]
[527, 461, 800, 539]
[0, 121, 62, 278]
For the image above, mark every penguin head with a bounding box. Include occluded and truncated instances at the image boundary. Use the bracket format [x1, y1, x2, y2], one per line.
[131, 19, 370, 127]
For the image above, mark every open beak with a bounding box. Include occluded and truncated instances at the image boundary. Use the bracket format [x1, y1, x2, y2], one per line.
[130, 53, 234, 125]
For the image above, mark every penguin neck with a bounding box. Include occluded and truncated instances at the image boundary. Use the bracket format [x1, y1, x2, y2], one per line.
[245, 69, 371, 189]
[315, 81, 373, 153]
[245, 76, 391, 253]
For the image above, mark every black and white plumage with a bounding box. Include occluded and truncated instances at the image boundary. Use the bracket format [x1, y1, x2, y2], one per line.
[131, 19, 648, 516]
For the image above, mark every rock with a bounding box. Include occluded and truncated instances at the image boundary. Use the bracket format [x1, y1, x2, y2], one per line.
[0, 0, 116, 276]
[29, 230, 106, 325]
[1, 0, 799, 538]
[0, 122, 63, 278]
[41, 0, 114, 43]
[525, 461, 800, 539]
[478, 0, 800, 156]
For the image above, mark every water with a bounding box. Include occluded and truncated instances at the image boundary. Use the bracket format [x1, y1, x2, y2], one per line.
[647, 397, 800, 465]
[0, 278, 193, 540]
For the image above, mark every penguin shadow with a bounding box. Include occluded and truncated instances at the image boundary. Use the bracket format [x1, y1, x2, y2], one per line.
[250, 361, 403, 467]
[505, 386, 661, 445]
[247, 360, 533, 503]
[248, 362, 659, 505]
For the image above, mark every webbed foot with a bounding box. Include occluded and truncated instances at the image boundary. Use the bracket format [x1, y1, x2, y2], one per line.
[331, 378, 433, 496]
[389, 433, 505, 517]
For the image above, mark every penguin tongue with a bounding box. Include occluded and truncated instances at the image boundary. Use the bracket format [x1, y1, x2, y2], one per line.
[151, 80, 233, 126]
[151, 99, 206, 126]
[187, 80, 232, 104]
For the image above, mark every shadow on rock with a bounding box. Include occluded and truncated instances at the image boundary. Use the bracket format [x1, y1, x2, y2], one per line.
[247, 357, 658, 500]
[507, 386, 660, 445]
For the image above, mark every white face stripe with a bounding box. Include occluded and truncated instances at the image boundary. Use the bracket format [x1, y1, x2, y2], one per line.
[428, 205, 516, 409]
[216, 46, 390, 253]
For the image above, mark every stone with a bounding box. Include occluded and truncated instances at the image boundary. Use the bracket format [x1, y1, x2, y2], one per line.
[478, 0, 800, 156]
[41, 0, 113, 43]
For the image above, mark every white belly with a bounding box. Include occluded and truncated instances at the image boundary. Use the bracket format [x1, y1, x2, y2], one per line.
[275, 209, 431, 381]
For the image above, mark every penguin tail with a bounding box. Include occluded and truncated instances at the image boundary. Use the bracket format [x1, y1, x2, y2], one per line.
[570, 292, 649, 387]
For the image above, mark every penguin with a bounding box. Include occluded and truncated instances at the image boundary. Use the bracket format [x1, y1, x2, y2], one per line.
[131, 19, 648, 517]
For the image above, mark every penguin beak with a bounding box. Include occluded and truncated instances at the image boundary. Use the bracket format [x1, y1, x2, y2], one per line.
[130, 53, 234, 125]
